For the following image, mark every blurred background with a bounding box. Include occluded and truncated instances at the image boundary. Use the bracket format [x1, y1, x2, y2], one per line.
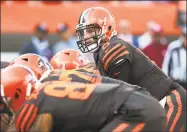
[1, 1, 186, 62]
[1, 1, 186, 87]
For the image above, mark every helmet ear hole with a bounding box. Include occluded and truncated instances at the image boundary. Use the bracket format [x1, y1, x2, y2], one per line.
[22, 58, 28, 62]
[14, 93, 19, 99]
[15, 88, 22, 99]
[64, 52, 70, 56]
[108, 26, 112, 31]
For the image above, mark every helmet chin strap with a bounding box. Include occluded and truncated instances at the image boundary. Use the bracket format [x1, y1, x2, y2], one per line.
[87, 44, 99, 53]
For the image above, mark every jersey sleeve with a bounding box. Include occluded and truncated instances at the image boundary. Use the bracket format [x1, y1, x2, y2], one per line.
[15, 104, 38, 132]
[100, 42, 131, 72]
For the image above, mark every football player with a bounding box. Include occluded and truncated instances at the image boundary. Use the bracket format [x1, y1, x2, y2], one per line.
[9, 53, 53, 81]
[50, 49, 100, 75]
[8, 81, 166, 132]
[76, 7, 186, 132]
[42, 66, 167, 111]
[0, 65, 40, 132]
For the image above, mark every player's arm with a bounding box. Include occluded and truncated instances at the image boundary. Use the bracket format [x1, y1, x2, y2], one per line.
[9, 112, 53, 132]
[29, 113, 53, 132]
[107, 60, 130, 82]
[102, 43, 131, 82]
[0, 113, 12, 132]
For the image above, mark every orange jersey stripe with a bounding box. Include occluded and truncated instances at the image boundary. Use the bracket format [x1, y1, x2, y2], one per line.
[102, 44, 121, 63]
[131, 123, 145, 132]
[170, 90, 182, 132]
[111, 50, 129, 64]
[25, 106, 38, 131]
[104, 46, 126, 70]
[112, 123, 129, 132]
[20, 104, 35, 131]
[102, 42, 110, 53]
[166, 95, 174, 125]
[16, 104, 29, 131]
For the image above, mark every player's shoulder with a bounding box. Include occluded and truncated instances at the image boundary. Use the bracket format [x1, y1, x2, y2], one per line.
[42, 81, 120, 94]
[98, 36, 132, 70]
[102, 35, 132, 56]
[110, 35, 130, 46]
[15, 103, 39, 131]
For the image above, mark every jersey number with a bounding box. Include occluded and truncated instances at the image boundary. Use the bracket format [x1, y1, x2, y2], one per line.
[43, 82, 96, 100]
